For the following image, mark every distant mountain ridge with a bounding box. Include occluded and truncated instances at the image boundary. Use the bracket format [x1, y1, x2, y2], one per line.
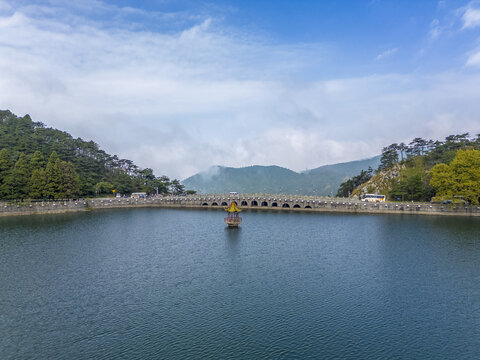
[182, 156, 381, 195]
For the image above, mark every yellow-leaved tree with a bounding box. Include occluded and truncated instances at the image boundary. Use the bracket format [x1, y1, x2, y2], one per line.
[429, 149, 480, 204]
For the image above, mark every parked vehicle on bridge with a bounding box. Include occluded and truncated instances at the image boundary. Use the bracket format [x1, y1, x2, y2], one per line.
[361, 194, 386, 203]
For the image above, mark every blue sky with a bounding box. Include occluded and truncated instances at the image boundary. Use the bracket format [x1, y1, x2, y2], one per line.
[1, 0, 480, 178]
[99, 0, 477, 75]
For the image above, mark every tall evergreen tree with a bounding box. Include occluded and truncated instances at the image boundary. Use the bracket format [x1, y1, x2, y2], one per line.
[379, 144, 399, 171]
[30, 150, 46, 170]
[112, 172, 134, 195]
[62, 161, 80, 198]
[29, 169, 47, 199]
[0, 148, 14, 198]
[53, 158, 65, 199]
[12, 153, 31, 199]
[169, 179, 185, 194]
[0, 148, 12, 174]
[45, 151, 62, 199]
[336, 169, 373, 197]
[409, 138, 427, 156]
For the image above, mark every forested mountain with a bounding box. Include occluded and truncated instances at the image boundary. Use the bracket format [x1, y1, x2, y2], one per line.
[340, 134, 480, 204]
[0, 110, 184, 200]
[181, 156, 380, 195]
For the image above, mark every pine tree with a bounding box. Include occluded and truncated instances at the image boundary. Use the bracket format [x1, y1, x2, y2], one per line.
[62, 161, 80, 198]
[29, 169, 47, 199]
[53, 158, 65, 199]
[0, 148, 13, 175]
[169, 179, 185, 194]
[45, 151, 62, 199]
[378, 144, 399, 171]
[12, 153, 31, 199]
[30, 150, 46, 171]
[0, 148, 14, 199]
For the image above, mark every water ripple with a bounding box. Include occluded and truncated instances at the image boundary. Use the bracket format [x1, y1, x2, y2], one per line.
[0, 210, 479, 359]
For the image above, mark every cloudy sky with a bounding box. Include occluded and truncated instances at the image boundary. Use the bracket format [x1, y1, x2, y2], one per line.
[1, 0, 480, 179]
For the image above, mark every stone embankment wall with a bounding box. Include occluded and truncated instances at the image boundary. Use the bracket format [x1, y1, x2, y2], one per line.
[1, 194, 480, 217]
[0, 200, 89, 216]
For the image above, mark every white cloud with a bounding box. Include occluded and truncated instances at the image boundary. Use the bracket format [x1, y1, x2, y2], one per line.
[466, 49, 480, 66]
[376, 48, 398, 60]
[461, 4, 480, 29]
[1, 1, 479, 180]
[230, 128, 376, 171]
[429, 18, 441, 39]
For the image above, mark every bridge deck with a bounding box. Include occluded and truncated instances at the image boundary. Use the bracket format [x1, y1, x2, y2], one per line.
[2, 194, 479, 217]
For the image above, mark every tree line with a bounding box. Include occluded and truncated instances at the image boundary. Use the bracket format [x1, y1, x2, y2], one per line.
[337, 133, 480, 203]
[0, 110, 189, 200]
[0, 149, 79, 199]
[378, 133, 479, 171]
[336, 167, 374, 198]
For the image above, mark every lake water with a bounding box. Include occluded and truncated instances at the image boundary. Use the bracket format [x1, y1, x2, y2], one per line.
[1, 208, 479, 359]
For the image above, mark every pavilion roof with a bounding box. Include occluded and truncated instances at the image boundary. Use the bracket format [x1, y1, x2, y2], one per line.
[226, 201, 242, 213]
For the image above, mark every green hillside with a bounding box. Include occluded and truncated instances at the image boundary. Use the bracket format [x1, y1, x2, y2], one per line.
[0, 110, 183, 199]
[182, 157, 380, 195]
[302, 157, 380, 195]
[346, 134, 480, 203]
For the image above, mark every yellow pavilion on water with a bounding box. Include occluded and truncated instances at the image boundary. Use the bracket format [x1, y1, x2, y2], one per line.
[224, 201, 242, 227]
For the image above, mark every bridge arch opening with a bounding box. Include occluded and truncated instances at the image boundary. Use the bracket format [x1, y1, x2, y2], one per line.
[261, 201, 268, 207]
[282, 203, 290, 208]
[212, 202, 218, 206]
[241, 201, 248, 206]
[293, 204, 301, 208]
[251, 200, 258, 206]
[272, 202, 278, 207]
[305, 205, 312, 209]
[221, 202, 228, 206]
[202, 203, 208, 206]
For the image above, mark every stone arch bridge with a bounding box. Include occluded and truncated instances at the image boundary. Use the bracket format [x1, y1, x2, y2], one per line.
[159, 194, 337, 209]
[2, 194, 480, 216]
[98, 193, 480, 216]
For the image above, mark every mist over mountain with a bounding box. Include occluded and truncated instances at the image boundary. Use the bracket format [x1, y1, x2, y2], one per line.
[182, 156, 381, 195]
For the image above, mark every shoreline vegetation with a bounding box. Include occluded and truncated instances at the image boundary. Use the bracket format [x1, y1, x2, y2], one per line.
[0, 110, 190, 201]
[338, 134, 480, 204]
[1, 195, 480, 218]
